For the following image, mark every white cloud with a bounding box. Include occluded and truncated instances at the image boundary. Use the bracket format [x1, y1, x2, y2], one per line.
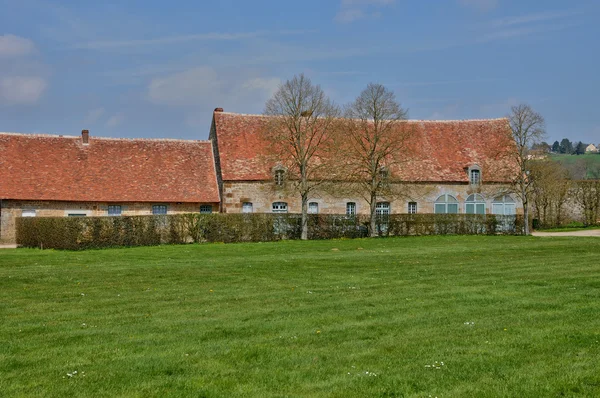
[0, 34, 36, 57]
[84, 107, 105, 125]
[106, 113, 125, 128]
[0, 76, 47, 105]
[241, 77, 280, 97]
[147, 66, 280, 110]
[148, 67, 222, 107]
[335, 0, 395, 23]
[490, 10, 582, 28]
[458, 0, 498, 12]
[76, 32, 262, 50]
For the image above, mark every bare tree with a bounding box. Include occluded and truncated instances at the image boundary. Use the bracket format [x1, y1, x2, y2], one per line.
[507, 104, 546, 235]
[529, 160, 571, 228]
[573, 180, 600, 226]
[338, 83, 411, 237]
[263, 74, 340, 240]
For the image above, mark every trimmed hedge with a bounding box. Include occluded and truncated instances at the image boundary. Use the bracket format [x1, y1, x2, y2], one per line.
[16, 213, 524, 250]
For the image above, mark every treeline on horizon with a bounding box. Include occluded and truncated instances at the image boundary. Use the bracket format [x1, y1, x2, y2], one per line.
[532, 138, 599, 155]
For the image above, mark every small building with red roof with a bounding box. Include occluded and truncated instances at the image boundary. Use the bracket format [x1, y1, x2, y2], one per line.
[0, 131, 220, 242]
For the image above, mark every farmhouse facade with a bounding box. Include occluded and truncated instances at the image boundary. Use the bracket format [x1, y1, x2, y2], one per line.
[0, 109, 521, 243]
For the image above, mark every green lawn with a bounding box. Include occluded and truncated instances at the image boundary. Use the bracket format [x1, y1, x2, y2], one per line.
[549, 153, 600, 179]
[1, 236, 600, 397]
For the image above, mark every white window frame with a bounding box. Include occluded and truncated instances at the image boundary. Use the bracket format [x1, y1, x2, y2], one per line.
[21, 209, 37, 217]
[375, 202, 391, 215]
[274, 169, 285, 186]
[308, 202, 319, 214]
[434, 194, 459, 214]
[492, 195, 516, 215]
[200, 205, 213, 214]
[470, 169, 481, 185]
[272, 202, 288, 213]
[408, 202, 417, 214]
[242, 202, 253, 213]
[465, 194, 486, 215]
[346, 202, 357, 216]
[152, 205, 168, 215]
[107, 205, 122, 216]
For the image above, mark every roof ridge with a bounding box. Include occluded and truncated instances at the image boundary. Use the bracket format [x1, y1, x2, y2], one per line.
[0, 132, 211, 143]
[217, 112, 508, 123]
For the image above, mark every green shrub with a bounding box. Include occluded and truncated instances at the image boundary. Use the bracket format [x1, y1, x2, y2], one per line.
[16, 213, 525, 250]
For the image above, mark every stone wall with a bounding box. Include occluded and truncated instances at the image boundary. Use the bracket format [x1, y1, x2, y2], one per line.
[222, 180, 522, 215]
[0, 200, 216, 243]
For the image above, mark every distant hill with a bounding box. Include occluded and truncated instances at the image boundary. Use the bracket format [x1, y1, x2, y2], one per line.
[548, 153, 600, 179]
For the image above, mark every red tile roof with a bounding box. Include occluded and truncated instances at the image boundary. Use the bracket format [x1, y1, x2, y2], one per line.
[213, 111, 516, 183]
[0, 133, 220, 203]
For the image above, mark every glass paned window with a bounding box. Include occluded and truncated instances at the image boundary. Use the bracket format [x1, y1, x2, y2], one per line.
[21, 209, 36, 217]
[434, 194, 459, 214]
[272, 202, 288, 213]
[470, 169, 481, 185]
[408, 202, 417, 214]
[275, 169, 285, 186]
[242, 202, 253, 213]
[152, 205, 168, 215]
[108, 205, 122, 216]
[375, 202, 390, 215]
[308, 202, 319, 214]
[465, 194, 486, 215]
[492, 195, 516, 215]
[346, 202, 356, 216]
[200, 205, 212, 214]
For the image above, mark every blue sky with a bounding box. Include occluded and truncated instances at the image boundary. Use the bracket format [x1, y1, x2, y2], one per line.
[1, 0, 598, 143]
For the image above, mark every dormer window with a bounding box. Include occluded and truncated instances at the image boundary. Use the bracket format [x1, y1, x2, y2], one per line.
[273, 167, 286, 186]
[468, 166, 481, 185]
[379, 166, 389, 180]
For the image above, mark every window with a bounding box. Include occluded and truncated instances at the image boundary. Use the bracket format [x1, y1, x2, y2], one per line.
[408, 202, 417, 214]
[108, 205, 122, 216]
[152, 205, 168, 215]
[200, 205, 212, 214]
[469, 168, 481, 185]
[465, 194, 486, 215]
[434, 194, 459, 214]
[346, 202, 356, 216]
[67, 213, 87, 217]
[492, 195, 516, 215]
[274, 169, 285, 186]
[375, 202, 390, 215]
[379, 167, 389, 180]
[272, 202, 288, 213]
[242, 202, 253, 213]
[21, 209, 36, 217]
[308, 202, 319, 214]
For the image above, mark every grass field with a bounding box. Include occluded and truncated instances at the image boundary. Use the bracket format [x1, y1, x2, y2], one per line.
[549, 153, 600, 179]
[1, 236, 600, 397]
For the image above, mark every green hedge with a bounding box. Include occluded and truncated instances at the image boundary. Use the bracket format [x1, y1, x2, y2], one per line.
[16, 213, 524, 250]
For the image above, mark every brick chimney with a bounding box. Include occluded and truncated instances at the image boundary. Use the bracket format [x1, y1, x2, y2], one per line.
[81, 130, 89, 145]
[214, 107, 224, 113]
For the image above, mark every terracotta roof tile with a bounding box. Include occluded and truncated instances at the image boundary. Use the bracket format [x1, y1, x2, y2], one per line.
[0, 133, 220, 203]
[213, 112, 516, 183]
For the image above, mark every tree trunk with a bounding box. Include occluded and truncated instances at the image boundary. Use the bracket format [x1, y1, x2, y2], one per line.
[369, 194, 378, 238]
[522, 193, 530, 235]
[301, 193, 308, 240]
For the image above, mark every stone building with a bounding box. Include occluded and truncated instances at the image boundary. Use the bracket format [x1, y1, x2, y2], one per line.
[210, 108, 520, 218]
[0, 108, 521, 243]
[0, 131, 220, 243]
